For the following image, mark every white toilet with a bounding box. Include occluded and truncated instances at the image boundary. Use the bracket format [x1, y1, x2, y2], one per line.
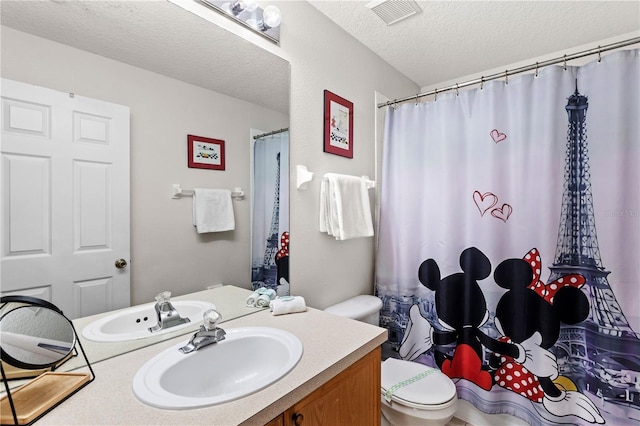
[325, 295, 458, 426]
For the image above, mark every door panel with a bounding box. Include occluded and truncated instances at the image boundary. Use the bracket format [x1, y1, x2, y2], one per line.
[1, 79, 130, 319]
[3, 153, 51, 257]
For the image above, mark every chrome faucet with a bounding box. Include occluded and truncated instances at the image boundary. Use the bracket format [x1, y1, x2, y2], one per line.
[148, 291, 190, 332]
[179, 309, 226, 354]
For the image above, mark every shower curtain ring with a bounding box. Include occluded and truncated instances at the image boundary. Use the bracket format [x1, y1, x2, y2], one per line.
[505, 70, 509, 85]
[535, 62, 539, 78]
[434, 89, 438, 102]
[563, 54, 567, 71]
[480, 76, 484, 90]
[455, 83, 459, 96]
[415, 93, 419, 105]
[597, 45, 602, 63]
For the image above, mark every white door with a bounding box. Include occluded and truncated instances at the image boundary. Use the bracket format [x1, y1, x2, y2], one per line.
[0, 79, 130, 319]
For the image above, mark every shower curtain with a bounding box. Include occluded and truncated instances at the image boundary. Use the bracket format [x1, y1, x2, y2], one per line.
[251, 131, 290, 295]
[376, 49, 639, 425]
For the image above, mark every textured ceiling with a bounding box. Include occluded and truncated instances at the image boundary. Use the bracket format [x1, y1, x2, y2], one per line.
[0, 0, 290, 113]
[308, 1, 640, 89]
[2, 1, 638, 109]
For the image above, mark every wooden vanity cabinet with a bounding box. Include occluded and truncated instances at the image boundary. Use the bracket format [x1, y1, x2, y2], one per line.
[266, 346, 381, 426]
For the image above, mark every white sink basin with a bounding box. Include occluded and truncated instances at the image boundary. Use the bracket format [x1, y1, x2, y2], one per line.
[132, 327, 303, 409]
[82, 301, 216, 342]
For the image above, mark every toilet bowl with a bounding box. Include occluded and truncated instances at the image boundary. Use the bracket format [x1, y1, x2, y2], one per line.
[324, 295, 458, 426]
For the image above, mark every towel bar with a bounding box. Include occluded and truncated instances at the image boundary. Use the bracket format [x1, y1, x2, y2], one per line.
[171, 184, 244, 200]
[295, 167, 376, 190]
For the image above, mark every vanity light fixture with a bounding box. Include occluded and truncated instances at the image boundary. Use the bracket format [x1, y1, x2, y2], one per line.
[199, 0, 282, 45]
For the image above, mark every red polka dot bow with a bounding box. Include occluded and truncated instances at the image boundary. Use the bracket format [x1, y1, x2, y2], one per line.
[276, 232, 290, 260]
[524, 248, 585, 304]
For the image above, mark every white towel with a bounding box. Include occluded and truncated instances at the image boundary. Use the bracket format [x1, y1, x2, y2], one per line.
[256, 288, 276, 307]
[270, 296, 307, 316]
[246, 287, 276, 307]
[319, 173, 374, 240]
[256, 293, 273, 307]
[246, 291, 260, 307]
[192, 189, 235, 233]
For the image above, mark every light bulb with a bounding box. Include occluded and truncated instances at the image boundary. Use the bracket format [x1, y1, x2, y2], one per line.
[262, 5, 281, 29]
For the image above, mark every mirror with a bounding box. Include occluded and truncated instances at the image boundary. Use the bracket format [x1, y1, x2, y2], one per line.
[0, 0, 289, 367]
[0, 297, 76, 371]
[0, 296, 94, 424]
[0, 306, 75, 370]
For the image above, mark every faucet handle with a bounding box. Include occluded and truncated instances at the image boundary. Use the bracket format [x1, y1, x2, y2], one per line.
[202, 309, 222, 331]
[155, 291, 172, 303]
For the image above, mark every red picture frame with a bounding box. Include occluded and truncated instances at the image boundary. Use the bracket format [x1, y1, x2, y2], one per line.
[323, 90, 353, 158]
[187, 134, 225, 170]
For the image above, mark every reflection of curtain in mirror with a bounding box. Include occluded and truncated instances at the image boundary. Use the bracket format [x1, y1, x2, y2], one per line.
[252, 131, 289, 296]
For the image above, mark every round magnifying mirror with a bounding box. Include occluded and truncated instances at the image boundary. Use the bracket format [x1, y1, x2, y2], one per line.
[0, 305, 76, 370]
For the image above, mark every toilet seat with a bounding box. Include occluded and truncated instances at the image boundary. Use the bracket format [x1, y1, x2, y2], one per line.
[381, 358, 457, 410]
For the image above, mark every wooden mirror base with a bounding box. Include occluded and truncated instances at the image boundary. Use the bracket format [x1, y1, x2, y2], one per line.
[0, 372, 90, 425]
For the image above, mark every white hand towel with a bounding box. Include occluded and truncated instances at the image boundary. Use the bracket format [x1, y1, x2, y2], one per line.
[192, 189, 235, 233]
[319, 178, 329, 233]
[319, 174, 373, 240]
[270, 296, 307, 316]
[246, 291, 260, 307]
[256, 288, 276, 307]
[256, 294, 273, 307]
[246, 287, 276, 307]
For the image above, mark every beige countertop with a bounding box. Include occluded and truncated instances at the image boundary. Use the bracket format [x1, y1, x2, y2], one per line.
[35, 306, 387, 425]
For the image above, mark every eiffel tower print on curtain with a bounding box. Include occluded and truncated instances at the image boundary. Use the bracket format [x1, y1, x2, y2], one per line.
[549, 87, 640, 406]
[252, 152, 281, 289]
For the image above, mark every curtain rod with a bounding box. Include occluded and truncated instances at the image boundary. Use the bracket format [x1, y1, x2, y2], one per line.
[378, 36, 640, 109]
[253, 127, 289, 139]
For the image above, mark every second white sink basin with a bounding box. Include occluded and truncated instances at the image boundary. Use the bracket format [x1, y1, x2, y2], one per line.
[132, 327, 303, 409]
[82, 301, 216, 342]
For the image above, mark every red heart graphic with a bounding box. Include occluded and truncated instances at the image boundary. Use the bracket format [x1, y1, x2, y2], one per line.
[473, 191, 498, 216]
[490, 129, 507, 143]
[491, 204, 512, 222]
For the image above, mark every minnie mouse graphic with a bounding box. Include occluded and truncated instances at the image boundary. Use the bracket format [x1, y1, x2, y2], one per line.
[491, 248, 604, 424]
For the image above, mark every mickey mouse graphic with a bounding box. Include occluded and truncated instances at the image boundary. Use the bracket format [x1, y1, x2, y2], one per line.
[400, 247, 554, 391]
[491, 248, 604, 424]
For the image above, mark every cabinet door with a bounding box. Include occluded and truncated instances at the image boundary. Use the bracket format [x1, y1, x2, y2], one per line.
[285, 347, 381, 426]
[265, 414, 284, 426]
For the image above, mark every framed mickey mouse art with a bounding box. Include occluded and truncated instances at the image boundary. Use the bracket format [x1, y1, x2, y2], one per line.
[323, 90, 353, 158]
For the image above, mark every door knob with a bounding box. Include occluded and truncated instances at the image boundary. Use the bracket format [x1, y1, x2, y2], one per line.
[115, 258, 128, 269]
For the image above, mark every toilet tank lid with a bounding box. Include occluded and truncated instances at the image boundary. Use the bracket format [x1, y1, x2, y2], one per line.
[324, 295, 382, 319]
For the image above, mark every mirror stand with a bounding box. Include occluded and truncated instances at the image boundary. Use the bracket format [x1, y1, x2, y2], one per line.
[0, 297, 95, 426]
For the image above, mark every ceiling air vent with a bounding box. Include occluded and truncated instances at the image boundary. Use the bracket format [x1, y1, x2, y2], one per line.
[366, 0, 422, 26]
